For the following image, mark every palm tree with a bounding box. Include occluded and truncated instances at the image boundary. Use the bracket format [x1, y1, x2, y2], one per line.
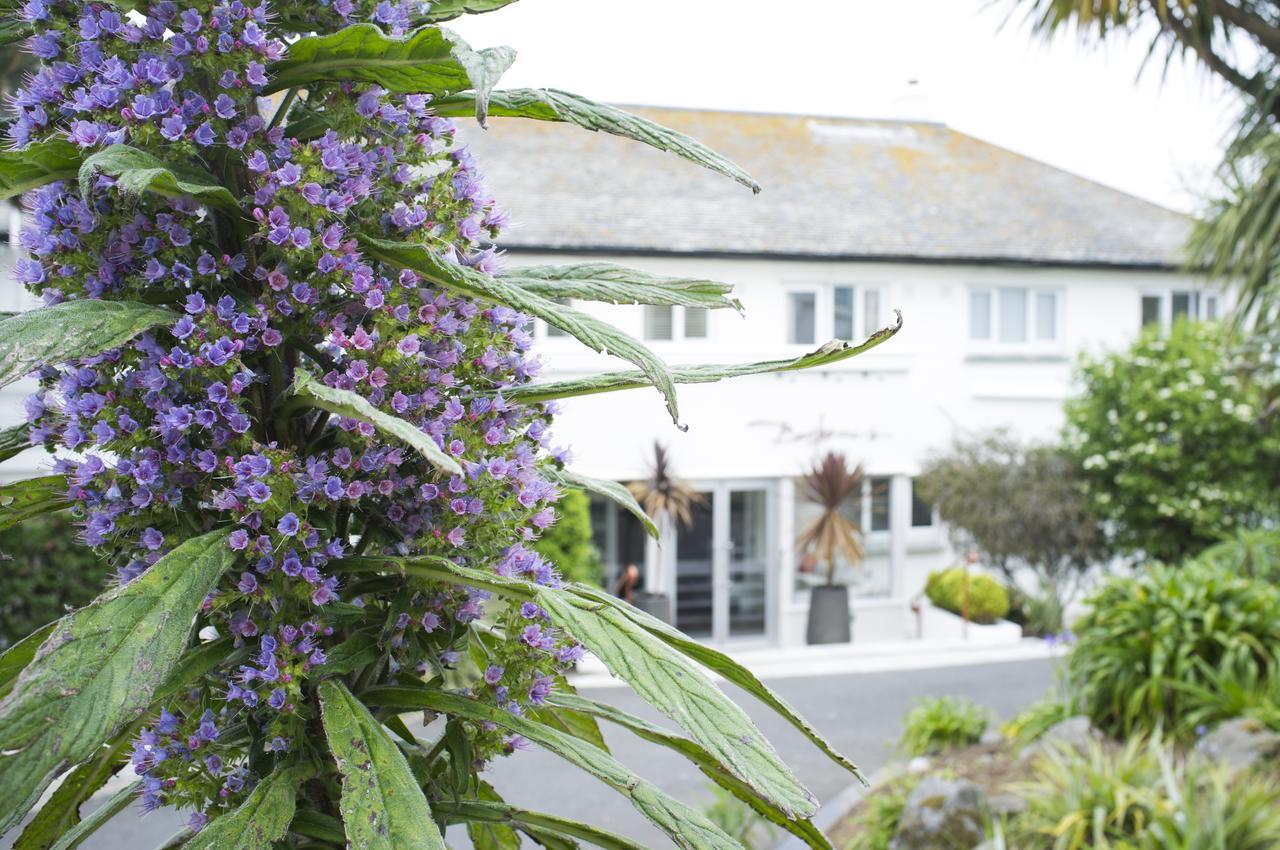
[627, 442, 704, 530]
[797, 451, 865, 586]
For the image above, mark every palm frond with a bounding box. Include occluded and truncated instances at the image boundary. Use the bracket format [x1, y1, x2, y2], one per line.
[796, 452, 866, 584]
[626, 441, 705, 529]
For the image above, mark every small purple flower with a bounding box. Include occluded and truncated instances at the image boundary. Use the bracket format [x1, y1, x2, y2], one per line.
[277, 513, 300, 536]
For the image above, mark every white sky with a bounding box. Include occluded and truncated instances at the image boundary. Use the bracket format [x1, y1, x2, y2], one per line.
[454, 0, 1242, 214]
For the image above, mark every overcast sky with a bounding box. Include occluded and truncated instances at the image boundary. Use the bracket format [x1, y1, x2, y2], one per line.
[454, 0, 1240, 214]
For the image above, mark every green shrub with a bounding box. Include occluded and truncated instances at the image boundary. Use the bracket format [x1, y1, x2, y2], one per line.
[845, 774, 923, 850]
[897, 696, 990, 757]
[532, 488, 605, 586]
[1142, 762, 1280, 850]
[0, 512, 104, 648]
[1068, 558, 1280, 737]
[1173, 661, 1280, 734]
[1007, 588, 1066, 638]
[1198, 528, 1280, 582]
[925, 568, 1010, 624]
[1001, 698, 1076, 745]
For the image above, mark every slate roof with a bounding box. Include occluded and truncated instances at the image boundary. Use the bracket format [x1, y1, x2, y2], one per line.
[456, 106, 1191, 268]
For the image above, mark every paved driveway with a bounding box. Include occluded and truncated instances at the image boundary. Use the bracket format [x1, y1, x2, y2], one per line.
[7, 657, 1057, 849]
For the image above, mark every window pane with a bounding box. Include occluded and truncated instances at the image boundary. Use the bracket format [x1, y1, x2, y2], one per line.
[1172, 291, 1192, 320]
[833, 286, 854, 340]
[1205, 295, 1219, 320]
[788, 292, 816, 344]
[910, 481, 933, 527]
[1035, 292, 1057, 341]
[1141, 295, 1162, 327]
[863, 288, 881, 336]
[546, 297, 570, 337]
[644, 305, 674, 340]
[998, 288, 1027, 342]
[684, 306, 708, 339]
[969, 291, 991, 340]
[869, 477, 890, 532]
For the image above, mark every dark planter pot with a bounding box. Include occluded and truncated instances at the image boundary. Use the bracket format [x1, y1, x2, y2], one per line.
[632, 591, 672, 624]
[806, 585, 852, 645]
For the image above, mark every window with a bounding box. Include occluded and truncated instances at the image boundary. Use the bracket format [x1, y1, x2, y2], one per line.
[970, 287, 1059, 346]
[910, 480, 933, 527]
[869, 476, 891, 532]
[643, 305, 708, 341]
[1141, 289, 1220, 330]
[788, 284, 884, 344]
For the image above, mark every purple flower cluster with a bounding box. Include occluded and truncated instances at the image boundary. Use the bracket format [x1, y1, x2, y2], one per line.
[14, 0, 585, 825]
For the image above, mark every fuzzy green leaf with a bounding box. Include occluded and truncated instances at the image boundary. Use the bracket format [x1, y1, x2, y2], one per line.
[0, 300, 180, 389]
[266, 24, 514, 123]
[432, 88, 761, 193]
[446, 799, 648, 850]
[78, 146, 240, 212]
[0, 530, 235, 836]
[0, 140, 80, 201]
[505, 311, 903, 405]
[419, 0, 519, 22]
[318, 680, 447, 850]
[184, 766, 306, 850]
[527, 681, 610, 754]
[508, 263, 742, 312]
[0, 476, 68, 534]
[544, 467, 658, 540]
[358, 236, 682, 426]
[549, 693, 832, 850]
[289, 369, 462, 475]
[0, 622, 56, 700]
[464, 781, 521, 850]
[0, 423, 34, 464]
[45, 779, 141, 850]
[361, 687, 741, 850]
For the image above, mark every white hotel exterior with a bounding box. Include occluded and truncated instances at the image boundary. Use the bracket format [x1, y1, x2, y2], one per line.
[457, 106, 1209, 647]
[0, 108, 1208, 648]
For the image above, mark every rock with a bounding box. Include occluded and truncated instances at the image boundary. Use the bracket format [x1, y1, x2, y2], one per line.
[988, 792, 1027, 817]
[1195, 718, 1280, 776]
[906, 756, 932, 774]
[980, 729, 1004, 746]
[1020, 715, 1102, 761]
[888, 777, 988, 850]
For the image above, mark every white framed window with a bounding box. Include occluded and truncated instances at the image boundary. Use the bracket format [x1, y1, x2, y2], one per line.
[1140, 289, 1220, 330]
[969, 286, 1061, 349]
[786, 283, 884, 345]
[643, 305, 710, 342]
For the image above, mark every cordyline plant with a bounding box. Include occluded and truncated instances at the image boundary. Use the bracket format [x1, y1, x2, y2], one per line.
[0, 1, 900, 848]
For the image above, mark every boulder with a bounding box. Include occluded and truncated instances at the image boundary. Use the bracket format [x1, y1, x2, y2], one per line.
[889, 776, 987, 850]
[1195, 717, 1280, 776]
[1020, 715, 1102, 761]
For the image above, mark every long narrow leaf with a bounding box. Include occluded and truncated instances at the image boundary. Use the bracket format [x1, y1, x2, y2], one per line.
[0, 300, 179, 389]
[361, 687, 743, 850]
[419, 0, 519, 22]
[0, 423, 33, 464]
[0, 476, 68, 534]
[505, 312, 903, 405]
[0, 530, 235, 835]
[0, 140, 80, 201]
[183, 766, 307, 850]
[46, 780, 141, 850]
[358, 236, 682, 426]
[443, 799, 648, 850]
[508, 263, 742, 311]
[78, 146, 239, 212]
[289, 369, 463, 475]
[318, 680, 447, 850]
[549, 693, 832, 850]
[0, 622, 56, 700]
[432, 88, 761, 193]
[545, 467, 658, 540]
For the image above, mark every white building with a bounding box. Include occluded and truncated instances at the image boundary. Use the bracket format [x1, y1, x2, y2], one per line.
[458, 107, 1210, 646]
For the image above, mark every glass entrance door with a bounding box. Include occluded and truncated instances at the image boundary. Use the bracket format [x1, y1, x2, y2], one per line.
[674, 483, 772, 643]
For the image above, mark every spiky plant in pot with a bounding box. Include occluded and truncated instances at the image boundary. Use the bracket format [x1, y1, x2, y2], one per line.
[798, 451, 865, 644]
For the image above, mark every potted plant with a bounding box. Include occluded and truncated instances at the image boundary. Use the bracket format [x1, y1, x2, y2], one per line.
[798, 452, 866, 644]
[627, 442, 704, 623]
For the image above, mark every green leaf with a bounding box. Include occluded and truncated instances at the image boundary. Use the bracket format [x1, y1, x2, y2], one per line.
[545, 467, 658, 540]
[288, 369, 463, 475]
[184, 766, 307, 850]
[0, 423, 34, 464]
[446, 800, 648, 850]
[527, 681, 610, 754]
[548, 693, 832, 850]
[419, 0, 519, 22]
[78, 146, 240, 212]
[45, 780, 141, 850]
[318, 680, 447, 850]
[265, 24, 514, 123]
[321, 629, 382, 675]
[432, 88, 761, 193]
[505, 311, 903, 405]
[0, 530, 236, 835]
[572, 582, 865, 785]
[507, 263, 742, 311]
[0, 476, 68, 534]
[0, 622, 57, 700]
[358, 237, 682, 426]
[0, 140, 81, 201]
[464, 781, 521, 850]
[361, 687, 742, 850]
[289, 810, 346, 844]
[0, 300, 180, 389]
[533, 590, 817, 820]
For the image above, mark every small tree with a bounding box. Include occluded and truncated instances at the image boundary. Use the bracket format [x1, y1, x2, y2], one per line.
[797, 451, 865, 585]
[532, 488, 604, 587]
[916, 432, 1106, 606]
[1065, 320, 1280, 562]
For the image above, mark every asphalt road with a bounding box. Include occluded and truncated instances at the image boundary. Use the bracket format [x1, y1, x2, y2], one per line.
[8, 657, 1058, 849]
